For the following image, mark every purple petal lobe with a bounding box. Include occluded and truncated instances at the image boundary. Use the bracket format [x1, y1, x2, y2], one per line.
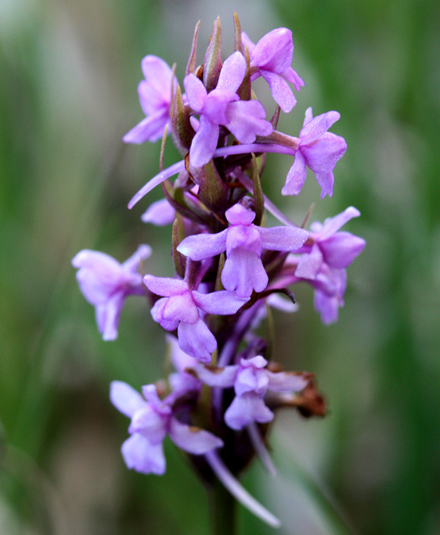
[258, 226, 308, 252]
[226, 100, 273, 144]
[129, 407, 167, 445]
[121, 434, 165, 475]
[162, 292, 199, 324]
[235, 367, 269, 397]
[319, 233, 366, 269]
[177, 230, 227, 261]
[225, 393, 274, 430]
[316, 206, 361, 239]
[266, 371, 308, 392]
[184, 74, 207, 112]
[178, 319, 217, 363]
[123, 110, 169, 144]
[225, 204, 256, 226]
[295, 244, 324, 279]
[196, 364, 238, 388]
[192, 290, 248, 315]
[252, 28, 293, 74]
[169, 418, 223, 454]
[216, 51, 246, 93]
[144, 275, 188, 297]
[141, 199, 175, 226]
[300, 109, 341, 144]
[189, 116, 219, 168]
[140, 56, 174, 106]
[222, 249, 268, 297]
[282, 150, 307, 196]
[96, 295, 124, 341]
[261, 70, 296, 113]
[110, 381, 145, 418]
[301, 132, 346, 198]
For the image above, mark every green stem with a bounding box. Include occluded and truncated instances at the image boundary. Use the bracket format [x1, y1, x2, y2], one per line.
[209, 479, 237, 535]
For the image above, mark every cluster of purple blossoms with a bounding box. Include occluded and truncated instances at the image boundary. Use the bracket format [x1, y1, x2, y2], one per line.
[73, 15, 364, 529]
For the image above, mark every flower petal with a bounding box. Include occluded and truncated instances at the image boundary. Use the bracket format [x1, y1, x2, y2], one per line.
[192, 290, 248, 315]
[216, 51, 246, 93]
[144, 275, 188, 297]
[150, 298, 180, 331]
[316, 207, 361, 240]
[140, 55, 174, 106]
[235, 367, 269, 397]
[169, 418, 223, 454]
[195, 364, 238, 388]
[281, 150, 307, 196]
[261, 70, 296, 113]
[299, 109, 341, 145]
[123, 109, 169, 144]
[266, 371, 309, 392]
[183, 73, 207, 112]
[295, 243, 324, 280]
[177, 319, 217, 363]
[121, 434, 166, 475]
[222, 249, 268, 297]
[95, 295, 124, 341]
[225, 393, 273, 430]
[162, 292, 199, 324]
[110, 381, 145, 418]
[319, 232, 366, 269]
[258, 225, 308, 252]
[252, 28, 293, 74]
[177, 230, 227, 261]
[226, 100, 272, 144]
[129, 406, 167, 445]
[189, 116, 219, 168]
[141, 199, 175, 226]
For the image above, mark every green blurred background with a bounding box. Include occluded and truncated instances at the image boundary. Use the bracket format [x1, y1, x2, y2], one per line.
[1, 0, 439, 533]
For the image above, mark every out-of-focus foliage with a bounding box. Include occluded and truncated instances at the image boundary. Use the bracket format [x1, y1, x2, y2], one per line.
[0, 0, 439, 534]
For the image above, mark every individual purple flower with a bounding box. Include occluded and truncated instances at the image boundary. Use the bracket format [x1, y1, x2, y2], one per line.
[242, 28, 304, 113]
[123, 56, 175, 144]
[177, 203, 309, 297]
[295, 206, 366, 279]
[196, 356, 309, 430]
[72, 245, 151, 341]
[144, 276, 248, 362]
[184, 51, 272, 167]
[110, 382, 223, 475]
[282, 107, 347, 198]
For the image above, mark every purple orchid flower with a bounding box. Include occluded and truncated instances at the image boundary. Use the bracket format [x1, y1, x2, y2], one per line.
[144, 276, 248, 362]
[123, 56, 175, 144]
[275, 207, 364, 324]
[242, 28, 304, 113]
[196, 356, 309, 430]
[282, 107, 347, 199]
[184, 51, 272, 168]
[296, 206, 366, 278]
[110, 382, 222, 475]
[72, 245, 151, 341]
[177, 203, 309, 297]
